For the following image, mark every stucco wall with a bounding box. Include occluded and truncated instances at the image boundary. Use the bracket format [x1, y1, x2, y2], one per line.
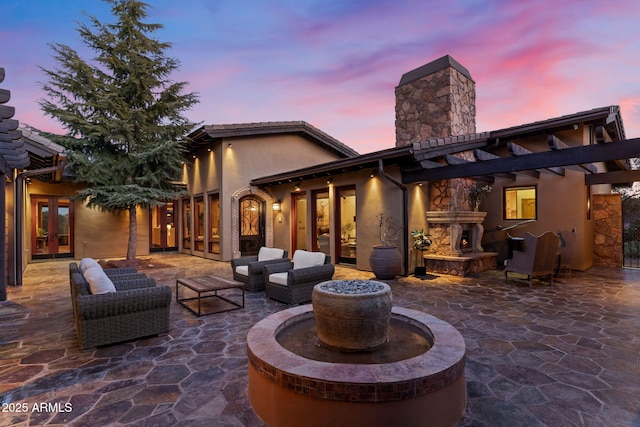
[182, 134, 347, 261]
[25, 180, 150, 261]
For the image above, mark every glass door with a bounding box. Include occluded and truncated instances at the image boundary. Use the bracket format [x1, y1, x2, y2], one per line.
[150, 202, 176, 252]
[292, 192, 307, 252]
[336, 186, 356, 264]
[32, 196, 73, 259]
[312, 189, 330, 255]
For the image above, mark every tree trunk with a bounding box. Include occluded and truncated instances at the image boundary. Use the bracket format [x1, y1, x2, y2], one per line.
[127, 205, 137, 261]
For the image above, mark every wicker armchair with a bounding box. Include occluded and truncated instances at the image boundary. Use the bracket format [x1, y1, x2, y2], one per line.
[263, 250, 334, 305]
[69, 265, 171, 350]
[231, 248, 288, 292]
[505, 232, 560, 286]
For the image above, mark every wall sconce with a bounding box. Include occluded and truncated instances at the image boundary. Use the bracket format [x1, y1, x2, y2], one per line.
[272, 200, 281, 212]
[294, 182, 301, 191]
[227, 142, 233, 148]
[326, 177, 332, 184]
[417, 182, 423, 186]
[370, 170, 377, 178]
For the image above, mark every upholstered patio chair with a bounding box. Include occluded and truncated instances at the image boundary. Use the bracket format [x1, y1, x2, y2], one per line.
[504, 231, 561, 286]
[231, 247, 288, 292]
[263, 250, 334, 305]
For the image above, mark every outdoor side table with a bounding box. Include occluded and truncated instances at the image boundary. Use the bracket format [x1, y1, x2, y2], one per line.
[176, 275, 245, 316]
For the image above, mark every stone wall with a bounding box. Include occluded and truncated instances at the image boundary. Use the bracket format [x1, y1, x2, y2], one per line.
[395, 66, 475, 147]
[592, 194, 623, 267]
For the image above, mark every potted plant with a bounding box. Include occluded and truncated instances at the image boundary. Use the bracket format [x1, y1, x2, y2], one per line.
[369, 214, 402, 280]
[469, 184, 492, 211]
[411, 229, 432, 276]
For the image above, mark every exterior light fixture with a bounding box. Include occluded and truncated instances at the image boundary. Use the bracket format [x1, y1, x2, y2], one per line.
[370, 170, 377, 178]
[327, 177, 332, 184]
[192, 154, 197, 159]
[228, 142, 233, 148]
[272, 200, 281, 212]
[294, 182, 301, 191]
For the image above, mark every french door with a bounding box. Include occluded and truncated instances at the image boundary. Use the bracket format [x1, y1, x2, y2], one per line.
[239, 195, 265, 256]
[31, 196, 73, 259]
[150, 202, 177, 252]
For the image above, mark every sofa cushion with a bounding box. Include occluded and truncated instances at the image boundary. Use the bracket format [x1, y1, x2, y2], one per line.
[79, 258, 100, 274]
[84, 266, 116, 294]
[235, 265, 249, 277]
[269, 272, 289, 286]
[292, 250, 325, 269]
[258, 247, 285, 262]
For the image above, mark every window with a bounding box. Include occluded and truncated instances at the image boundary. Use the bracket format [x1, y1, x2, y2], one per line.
[504, 186, 536, 219]
[312, 190, 330, 255]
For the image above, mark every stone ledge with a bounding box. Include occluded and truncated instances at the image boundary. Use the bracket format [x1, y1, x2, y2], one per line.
[424, 252, 497, 277]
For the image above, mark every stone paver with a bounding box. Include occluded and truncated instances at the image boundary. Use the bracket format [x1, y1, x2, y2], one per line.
[0, 254, 639, 426]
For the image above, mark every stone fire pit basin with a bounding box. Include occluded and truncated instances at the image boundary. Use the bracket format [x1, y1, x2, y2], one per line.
[247, 305, 466, 427]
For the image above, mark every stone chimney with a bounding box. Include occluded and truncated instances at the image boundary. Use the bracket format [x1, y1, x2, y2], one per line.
[395, 55, 476, 147]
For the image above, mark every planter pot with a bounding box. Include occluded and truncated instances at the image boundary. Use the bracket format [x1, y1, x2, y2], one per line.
[312, 280, 392, 352]
[369, 246, 402, 280]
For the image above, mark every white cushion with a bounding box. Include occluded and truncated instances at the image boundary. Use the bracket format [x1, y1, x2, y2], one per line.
[79, 258, 100, 274]
[258, 247, 285, 262]
[235, 265, 249, 277]
[269, 272, 289, 286]
[84, 266, 116, 294]
[292, 250, 326, 269]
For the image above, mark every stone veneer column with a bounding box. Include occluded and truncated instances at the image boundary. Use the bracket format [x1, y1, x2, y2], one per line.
[395, 55, 476, 147]
[592, 194, 623, 267]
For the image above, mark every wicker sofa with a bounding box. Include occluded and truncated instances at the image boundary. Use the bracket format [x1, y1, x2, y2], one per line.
[231, 247, 288, 292]
[263, 250, 334, 305]
[69, 260, 171, 350]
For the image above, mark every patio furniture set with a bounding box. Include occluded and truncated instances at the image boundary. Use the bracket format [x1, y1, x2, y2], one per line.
[67, 247, 334, 350]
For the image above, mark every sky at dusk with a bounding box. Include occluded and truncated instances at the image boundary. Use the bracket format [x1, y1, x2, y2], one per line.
[2, 0, 639, 154]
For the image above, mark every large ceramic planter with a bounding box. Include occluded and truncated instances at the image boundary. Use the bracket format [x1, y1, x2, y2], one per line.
[369, 245, 402, 280]
[312, 280, 392, 352]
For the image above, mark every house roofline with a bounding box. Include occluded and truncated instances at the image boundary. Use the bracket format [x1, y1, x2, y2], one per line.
[186, 121, 359, 158]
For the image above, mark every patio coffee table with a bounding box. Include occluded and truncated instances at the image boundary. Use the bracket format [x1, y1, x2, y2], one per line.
[176, 275, 245, 316]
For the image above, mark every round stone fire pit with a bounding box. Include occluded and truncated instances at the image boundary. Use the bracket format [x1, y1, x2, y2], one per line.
[312, 280, 392, 352]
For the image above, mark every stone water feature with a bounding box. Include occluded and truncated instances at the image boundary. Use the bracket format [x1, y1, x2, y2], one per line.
[247, 280, 466, 427]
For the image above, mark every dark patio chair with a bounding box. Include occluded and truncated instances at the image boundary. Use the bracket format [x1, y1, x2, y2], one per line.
[504, 231, 560, 286]
[263, 250, 334, 305]
[231, 247, 288, 292]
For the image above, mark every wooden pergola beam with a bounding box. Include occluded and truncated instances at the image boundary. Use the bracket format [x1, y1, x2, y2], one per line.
[401, 138, 640, 183]
[508, 142, 565, 176]
[547, 135, 598, 173]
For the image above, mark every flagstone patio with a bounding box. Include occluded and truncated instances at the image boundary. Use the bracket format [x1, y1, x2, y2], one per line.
[1, 253, 639, 426]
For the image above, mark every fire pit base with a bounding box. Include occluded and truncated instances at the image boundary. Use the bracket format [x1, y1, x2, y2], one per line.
[247, 306, 466, 427]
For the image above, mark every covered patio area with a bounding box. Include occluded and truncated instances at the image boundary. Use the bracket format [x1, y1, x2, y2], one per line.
[1, 253, 639, 426]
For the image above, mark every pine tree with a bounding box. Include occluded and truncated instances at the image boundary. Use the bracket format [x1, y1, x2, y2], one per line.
[40, 0, 198, 261]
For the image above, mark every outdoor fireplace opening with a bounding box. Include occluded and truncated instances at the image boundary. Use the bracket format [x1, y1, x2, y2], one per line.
[461, 229, 471, 251]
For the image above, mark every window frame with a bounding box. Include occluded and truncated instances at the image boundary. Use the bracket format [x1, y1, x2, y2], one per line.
[503, 185, 537, 220]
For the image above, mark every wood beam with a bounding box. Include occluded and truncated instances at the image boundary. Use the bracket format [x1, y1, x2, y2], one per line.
[585, 170, 640, 186]
[508, 142, 565, 175]
[473, 149, 520, 180]
[401, 138, 640, 183]
[547, 135, 597, 173]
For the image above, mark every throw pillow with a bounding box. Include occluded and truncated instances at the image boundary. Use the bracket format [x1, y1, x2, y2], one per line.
[258, 247, 285, 262]
[292, 250, 326, 269]
[84, 266, 116, 294]
[79, 258, 100, 274]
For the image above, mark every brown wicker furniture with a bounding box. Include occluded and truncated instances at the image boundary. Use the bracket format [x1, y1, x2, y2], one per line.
[69, 262, 171, 351]
[231, 247, 288, 292]
[176, 275, 245, 316]
[263, 250, 334, 305]
[504, 232, 561, 286]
